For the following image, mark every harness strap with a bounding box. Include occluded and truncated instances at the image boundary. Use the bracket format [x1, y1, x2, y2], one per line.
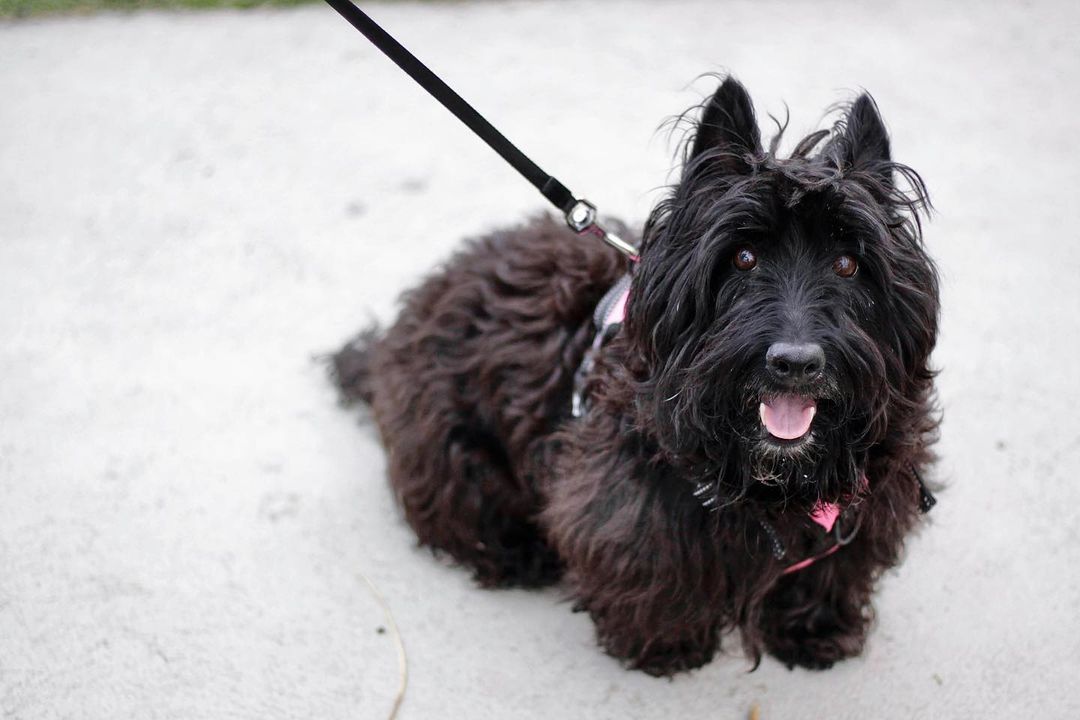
[912, 464, 937, 512]
[571, 276, 632, 418]
[592, 275, 632, 329]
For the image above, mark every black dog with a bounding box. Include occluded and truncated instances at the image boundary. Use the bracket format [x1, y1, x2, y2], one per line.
[332, 77, 939, 675]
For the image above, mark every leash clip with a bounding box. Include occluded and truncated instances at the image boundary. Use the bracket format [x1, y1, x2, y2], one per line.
[565, 200, 640, 261]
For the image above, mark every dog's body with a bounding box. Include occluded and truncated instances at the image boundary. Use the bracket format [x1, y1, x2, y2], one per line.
[333, 78, 939, 675]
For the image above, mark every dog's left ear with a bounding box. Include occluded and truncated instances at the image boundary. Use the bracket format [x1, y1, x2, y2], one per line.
[689, 77, 762, 173]
[834, 93, 892, 180]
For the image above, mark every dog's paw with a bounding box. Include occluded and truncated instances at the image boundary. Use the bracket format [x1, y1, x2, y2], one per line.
[624, 635, 719, 677]
[766, 626, 865, 671]
[764, 603, 867, 671]
[762, 577, 871, 670]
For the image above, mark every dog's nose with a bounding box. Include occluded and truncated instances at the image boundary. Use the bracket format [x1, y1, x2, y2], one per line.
[766, 342, 825, 384]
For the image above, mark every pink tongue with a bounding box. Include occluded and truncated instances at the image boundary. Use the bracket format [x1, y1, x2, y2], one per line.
[760, 395, 817, 440]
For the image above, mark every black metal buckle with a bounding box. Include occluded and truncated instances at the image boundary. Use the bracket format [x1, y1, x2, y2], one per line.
[911, 465, 937, 513]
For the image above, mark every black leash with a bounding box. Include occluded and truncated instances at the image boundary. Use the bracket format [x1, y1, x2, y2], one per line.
[323, 0, 639, 260]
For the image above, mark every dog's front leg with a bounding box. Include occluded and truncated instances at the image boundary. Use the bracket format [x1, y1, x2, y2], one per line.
[542, 424, 721, 676]
[586, 598, 721, 678]
[758, 544, 877, 670]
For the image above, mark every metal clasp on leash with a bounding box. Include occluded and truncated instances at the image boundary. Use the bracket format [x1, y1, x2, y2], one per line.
[565, 200, 640, 261]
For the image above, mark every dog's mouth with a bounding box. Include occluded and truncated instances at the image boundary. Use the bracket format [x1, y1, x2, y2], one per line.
[759, 394, 817, 444]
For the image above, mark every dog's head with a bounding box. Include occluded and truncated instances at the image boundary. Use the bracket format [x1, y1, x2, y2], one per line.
[625, 77, 939, 509]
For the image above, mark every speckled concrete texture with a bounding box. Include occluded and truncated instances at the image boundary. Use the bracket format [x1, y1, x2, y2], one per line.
[2, 1, 1079, 718]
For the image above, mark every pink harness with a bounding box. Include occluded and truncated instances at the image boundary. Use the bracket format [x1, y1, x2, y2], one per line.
[599, 284, 630, 328]
[784, 503, 843, 574]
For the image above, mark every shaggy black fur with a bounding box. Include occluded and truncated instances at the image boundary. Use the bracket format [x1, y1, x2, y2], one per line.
[332, 77, 939, 675]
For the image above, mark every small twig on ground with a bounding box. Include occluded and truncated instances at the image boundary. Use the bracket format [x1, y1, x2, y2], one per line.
[358, 569, 408, 720]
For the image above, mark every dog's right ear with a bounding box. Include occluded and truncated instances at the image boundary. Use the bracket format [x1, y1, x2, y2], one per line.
[688, 77, 762, 173]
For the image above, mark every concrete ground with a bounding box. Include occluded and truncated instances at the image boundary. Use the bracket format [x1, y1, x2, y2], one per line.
[2, 1, 1079, 718]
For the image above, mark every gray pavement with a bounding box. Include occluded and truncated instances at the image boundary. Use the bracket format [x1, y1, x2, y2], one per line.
[2, 1, 1080, 718]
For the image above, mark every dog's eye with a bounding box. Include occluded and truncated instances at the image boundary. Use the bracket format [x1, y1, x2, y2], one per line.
[833, 255, 858, 278]
[733, 246, 758, 271]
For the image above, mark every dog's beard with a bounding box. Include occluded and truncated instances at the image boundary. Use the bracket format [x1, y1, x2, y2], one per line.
[752, 373, 872, 497]
[739, 416, 859, 508]
[662, 372, 868, 510]
[746, 435, 824, 486]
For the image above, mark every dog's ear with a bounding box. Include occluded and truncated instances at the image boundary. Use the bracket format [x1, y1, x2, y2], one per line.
[689, 77, 762, 173]
[833, 93, 892, 178]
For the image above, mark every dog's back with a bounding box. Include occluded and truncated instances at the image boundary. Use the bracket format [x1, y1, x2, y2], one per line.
[332, 214, 628, 586]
